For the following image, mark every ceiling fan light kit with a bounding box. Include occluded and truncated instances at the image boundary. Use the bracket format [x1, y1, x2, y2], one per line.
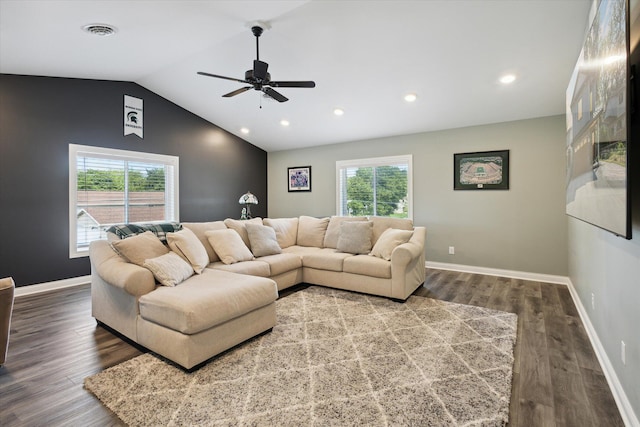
[197, 23, 315, 103]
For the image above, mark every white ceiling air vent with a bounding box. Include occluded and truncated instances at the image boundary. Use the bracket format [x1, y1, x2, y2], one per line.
[82, 24, 117, 36]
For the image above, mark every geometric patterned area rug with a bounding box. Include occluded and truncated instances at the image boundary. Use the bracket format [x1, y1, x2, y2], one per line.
[85, 286, 517, 426]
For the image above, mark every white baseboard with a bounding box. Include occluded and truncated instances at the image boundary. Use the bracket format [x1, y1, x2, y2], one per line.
[565, 279, 640, 427]
[425, 261, 570, 285]
[15, 275, 91, 297]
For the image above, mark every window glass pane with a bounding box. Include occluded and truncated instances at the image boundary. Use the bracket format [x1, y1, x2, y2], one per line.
[337, 155, 412, 219]
[70, 144, 179, 258]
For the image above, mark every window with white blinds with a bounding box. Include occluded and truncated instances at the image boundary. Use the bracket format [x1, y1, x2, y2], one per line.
[336, 155, 412, 219]
[69, 144, 179, 258]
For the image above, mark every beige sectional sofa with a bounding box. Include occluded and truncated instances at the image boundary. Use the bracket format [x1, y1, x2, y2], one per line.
[89, 215, 426, 369]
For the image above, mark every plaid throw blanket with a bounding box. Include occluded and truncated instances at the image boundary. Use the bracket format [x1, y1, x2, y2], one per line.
[106, 222, 182, 243]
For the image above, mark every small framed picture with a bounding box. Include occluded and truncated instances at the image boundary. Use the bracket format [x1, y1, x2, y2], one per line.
[454, 150, 509, 190]
[288, 166, 312, 192]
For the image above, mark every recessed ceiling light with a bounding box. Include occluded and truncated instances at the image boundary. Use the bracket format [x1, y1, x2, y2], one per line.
[404, 93, 417, 102]
[280, 119, 290, 127]
[82, 23, 117, 36]
[333, 108, 344, 116]
[499, 74, 516, 84]
[240, 127, 250, 134]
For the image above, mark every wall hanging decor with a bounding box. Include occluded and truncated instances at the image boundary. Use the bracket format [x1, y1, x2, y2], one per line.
[454, 150, 509, 190]
[124, 95, 143, 138]
[288, 166, 311, 192]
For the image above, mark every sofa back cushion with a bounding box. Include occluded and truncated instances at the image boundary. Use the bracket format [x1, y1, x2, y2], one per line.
[297, 216, 330, 247]
[370, 216, 414, 245]
[182, 221, 227, 263]
[263, 217, 298, 249]
[224, 218, 263, 249]
[323, 216, 368, 249]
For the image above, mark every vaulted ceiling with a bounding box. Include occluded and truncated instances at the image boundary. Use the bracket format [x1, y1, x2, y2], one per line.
[0, 1, 591, 151]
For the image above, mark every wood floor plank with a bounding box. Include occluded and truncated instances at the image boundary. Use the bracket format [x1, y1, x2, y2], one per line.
[0, 270, 625, 427]
[518, 398, 556, 427]
[580, 366, 626, 427]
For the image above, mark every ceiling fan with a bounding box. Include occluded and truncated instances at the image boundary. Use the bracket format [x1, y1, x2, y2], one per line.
[197, 25, 315, 103]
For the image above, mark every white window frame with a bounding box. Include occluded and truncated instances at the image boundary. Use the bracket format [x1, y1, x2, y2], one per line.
[69, 144, 179, 258]
[336, 154, 413, 219]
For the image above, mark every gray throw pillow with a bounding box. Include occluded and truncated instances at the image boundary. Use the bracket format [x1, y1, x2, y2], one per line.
[336, 221, 373, 254]
[246, 223, 282, 257]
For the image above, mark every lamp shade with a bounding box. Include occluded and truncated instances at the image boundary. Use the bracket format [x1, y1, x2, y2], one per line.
[239, 191, 258, 205]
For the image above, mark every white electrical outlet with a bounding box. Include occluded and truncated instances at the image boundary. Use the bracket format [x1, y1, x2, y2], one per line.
[591, 293, 595, 310]
[621, 341, 626, 365]
[448, 246, 455, 255]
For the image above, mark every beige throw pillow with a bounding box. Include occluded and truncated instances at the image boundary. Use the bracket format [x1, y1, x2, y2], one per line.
[205, 229, 254, 265]
[337, 221, 373, 254]
[167, 228, 209, 274]
[224, 218, 263, 249]
[111, 231, 169, 266]
[182, 221, 227, 263]
[246, 223, 282, 257]
[297, 216, 330, 247]
[263, 217, 298, 248]
[369, 228, 413, 261]
[143, 252, 194, 287]
[370, 216, 413, 245]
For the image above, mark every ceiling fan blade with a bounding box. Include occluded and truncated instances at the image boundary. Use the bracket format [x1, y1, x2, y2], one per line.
[270, 81, 316, 88]
[253, 60, 269, 81]
[262, 87, 288, 102]
[197, 71, 248, 84]
[223, 87, 252, 98]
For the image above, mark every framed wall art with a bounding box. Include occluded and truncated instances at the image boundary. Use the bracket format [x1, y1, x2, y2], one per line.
[454, 150, 509, 190]
[288, 166, 311, 192]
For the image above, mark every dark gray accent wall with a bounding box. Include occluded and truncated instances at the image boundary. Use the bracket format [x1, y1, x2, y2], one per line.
[0, 74, 267, 287]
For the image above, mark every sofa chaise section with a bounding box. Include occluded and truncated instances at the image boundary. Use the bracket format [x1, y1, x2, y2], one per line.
[90, 239, 278, 369]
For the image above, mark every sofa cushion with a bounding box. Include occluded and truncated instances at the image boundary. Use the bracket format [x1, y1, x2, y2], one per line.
[205, 229, 254, 265]
[343, 255, 391, 279]
[246, 223, 282, 257]
[209, 260, 271, 277]
[370, 216, 414, 245]
[323, 216, 367, 248]
[370, 228, 414, 261]
[297, 216, 330, 247]
[110, 231, 169, 266]
[167, 228, 209, 274]
[263, 217, 298, 249]
[224, 218, 263, 249]
[182, 221, 227, 263]
[336, 221, 373, 254]
[138, 270, 277, 335]
[143, 252, 195, 287]
[301, 248, 354, 272]
[256, 253, 303, 276]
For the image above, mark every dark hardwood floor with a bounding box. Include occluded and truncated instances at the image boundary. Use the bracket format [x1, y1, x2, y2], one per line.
[0, 269, 625, 426]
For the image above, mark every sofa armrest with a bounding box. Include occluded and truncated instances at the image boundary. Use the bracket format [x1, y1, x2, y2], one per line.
[89, 240, 156, 297]
[391, 227, 425, 266]
[390, 226, 426, 300]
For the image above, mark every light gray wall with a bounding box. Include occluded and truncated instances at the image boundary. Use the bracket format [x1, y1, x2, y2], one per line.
[268, 115, 568, 276]
[568, 195, 640, 420]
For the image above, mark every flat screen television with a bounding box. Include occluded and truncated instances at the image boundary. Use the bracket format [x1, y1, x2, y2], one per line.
[566, 0, 632, 239]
